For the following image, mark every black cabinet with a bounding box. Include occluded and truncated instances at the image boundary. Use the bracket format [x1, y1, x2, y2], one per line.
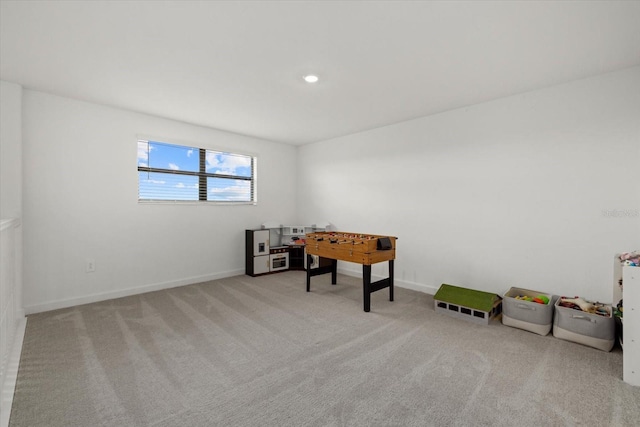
[289, 246, 305, 270]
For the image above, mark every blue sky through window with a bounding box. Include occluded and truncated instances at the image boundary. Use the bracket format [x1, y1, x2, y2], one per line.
[208, 178, 251, 201]
[206, 151, 252, 177]
[138, 171, 199, 200]
[137, 140, 254, 202]
[137, 141, 198, 171]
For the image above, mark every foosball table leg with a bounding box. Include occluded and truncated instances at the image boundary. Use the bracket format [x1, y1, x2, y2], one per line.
[363, 264, 372, 312]
[331, 259, 337, 285]
[306, 254, 312, 292]
[389, 259, 394, 302]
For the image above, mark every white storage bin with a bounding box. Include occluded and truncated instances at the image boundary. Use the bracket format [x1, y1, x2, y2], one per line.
[502, 287, 553, 336]
[553, 297, 615, 352]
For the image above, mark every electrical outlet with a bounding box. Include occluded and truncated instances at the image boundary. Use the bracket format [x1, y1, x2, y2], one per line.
[86, 259, 95, 273]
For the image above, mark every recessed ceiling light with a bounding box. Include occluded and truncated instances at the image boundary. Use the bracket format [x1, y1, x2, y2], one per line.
[303, 75, 319, 83]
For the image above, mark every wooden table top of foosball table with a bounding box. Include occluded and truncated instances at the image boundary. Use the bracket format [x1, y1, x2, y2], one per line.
[304, 231, 397, 265]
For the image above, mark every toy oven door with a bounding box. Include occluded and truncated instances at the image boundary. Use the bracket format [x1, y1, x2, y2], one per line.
[270, 253, 289, 272]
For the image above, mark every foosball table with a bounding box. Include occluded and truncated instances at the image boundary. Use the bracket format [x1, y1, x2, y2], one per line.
[304, 231, 397, 312]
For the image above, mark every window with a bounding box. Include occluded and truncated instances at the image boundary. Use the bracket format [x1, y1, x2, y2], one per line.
[137, 139, 256, 203]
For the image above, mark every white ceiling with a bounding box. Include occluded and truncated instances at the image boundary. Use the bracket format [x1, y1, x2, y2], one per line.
[2, 1, 640, 145]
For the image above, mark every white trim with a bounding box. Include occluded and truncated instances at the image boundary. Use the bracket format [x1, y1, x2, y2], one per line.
[0, 317, 26, 427]
[24, 266, 438, 315]
[337, 267, 438, 295]
[0, 216, 23, 427]
[24, 269, 244, 315]
[137, 200, 257, 206]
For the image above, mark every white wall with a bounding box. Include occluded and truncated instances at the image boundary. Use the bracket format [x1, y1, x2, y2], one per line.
[22, 90, 298, 313]
[298, 67, 640, 302]
[0, 79, 23, 320]
[1, 80, 25, 427]
[0, 80, 22, 219]
[13, 67, 640, 312]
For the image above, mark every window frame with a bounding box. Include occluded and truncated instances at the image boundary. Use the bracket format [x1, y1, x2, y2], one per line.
[137, 137, 257, 205]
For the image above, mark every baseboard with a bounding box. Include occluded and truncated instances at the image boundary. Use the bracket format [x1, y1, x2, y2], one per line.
[336, 267, 438, 295]
[24, 269, 244, 315]
[25, 267, 437, 315]
[1, 317, 26, 427]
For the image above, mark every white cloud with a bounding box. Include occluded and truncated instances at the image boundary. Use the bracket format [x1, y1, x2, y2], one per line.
[187, 149, 194, 157]
[175, 182, 199, 189]
[209, 182, 251, 200]
[206, 152, 251, 174]
[168, 163, 180, 170]
[137, 140, 153, 162]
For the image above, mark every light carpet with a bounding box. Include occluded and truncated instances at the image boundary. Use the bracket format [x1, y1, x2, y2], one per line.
[9, 271, 640, 426]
